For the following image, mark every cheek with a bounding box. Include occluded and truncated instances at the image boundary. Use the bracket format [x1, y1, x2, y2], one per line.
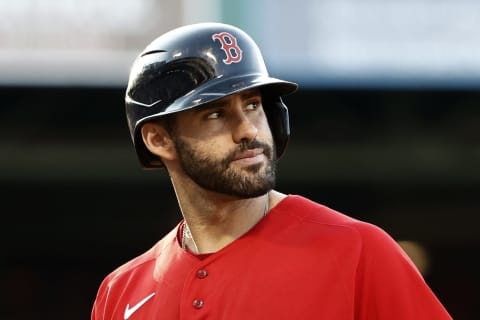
[256, 110, 272, 130]
[258, 119, 274, 142]
[185, 138, 227, 157]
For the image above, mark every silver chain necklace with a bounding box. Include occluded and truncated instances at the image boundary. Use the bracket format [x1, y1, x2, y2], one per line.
[181, 192, 270, 253]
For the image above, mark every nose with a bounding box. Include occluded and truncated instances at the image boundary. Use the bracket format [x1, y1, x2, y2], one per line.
[231, 112, 258, 144]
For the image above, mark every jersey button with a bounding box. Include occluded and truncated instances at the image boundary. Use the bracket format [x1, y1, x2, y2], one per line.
[192, 298, 204, 309]
[196, 269, 208, 279]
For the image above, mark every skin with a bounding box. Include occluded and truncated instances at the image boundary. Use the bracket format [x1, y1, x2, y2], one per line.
[141, 88, 287, 253]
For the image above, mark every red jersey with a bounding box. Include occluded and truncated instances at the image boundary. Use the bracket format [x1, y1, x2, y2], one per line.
[91, 195, 452, 319]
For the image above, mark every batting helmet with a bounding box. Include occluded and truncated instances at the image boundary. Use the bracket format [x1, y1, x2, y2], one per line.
[125, 22, 298, 169]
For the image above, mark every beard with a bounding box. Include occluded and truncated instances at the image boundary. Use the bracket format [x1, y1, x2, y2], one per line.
[172, 137, 277, 198]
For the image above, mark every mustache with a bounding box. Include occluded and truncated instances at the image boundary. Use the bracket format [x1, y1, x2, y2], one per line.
[222, 139, 273, 166]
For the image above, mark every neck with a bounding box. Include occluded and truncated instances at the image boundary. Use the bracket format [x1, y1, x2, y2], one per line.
[180, 191, 270, 254]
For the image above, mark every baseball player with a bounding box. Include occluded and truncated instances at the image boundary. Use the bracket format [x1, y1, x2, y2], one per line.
[91, 22, 452, 319]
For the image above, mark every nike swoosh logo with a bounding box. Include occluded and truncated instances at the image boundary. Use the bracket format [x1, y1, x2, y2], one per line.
[124, 292, 156, 319]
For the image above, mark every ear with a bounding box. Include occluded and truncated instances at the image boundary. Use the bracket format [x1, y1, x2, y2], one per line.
[141, 122, 177, 162]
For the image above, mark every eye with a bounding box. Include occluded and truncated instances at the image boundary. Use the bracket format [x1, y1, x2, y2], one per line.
[245, 101, 260, 111]
[206, 110, 223, 119]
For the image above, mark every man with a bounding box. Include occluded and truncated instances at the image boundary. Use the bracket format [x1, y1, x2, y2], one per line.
[91, 22, 452, 319]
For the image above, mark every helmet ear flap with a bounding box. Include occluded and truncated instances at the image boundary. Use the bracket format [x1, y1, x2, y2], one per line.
[263, 94, 290, 159]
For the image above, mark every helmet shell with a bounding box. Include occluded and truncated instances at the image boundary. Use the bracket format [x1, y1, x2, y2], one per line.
[125, 22, 298, 168]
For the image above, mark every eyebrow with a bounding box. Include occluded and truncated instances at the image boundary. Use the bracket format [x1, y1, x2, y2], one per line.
[238, 89, 261, 101]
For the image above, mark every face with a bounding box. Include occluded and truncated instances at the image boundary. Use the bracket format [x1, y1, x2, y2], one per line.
[169, 88, 276, 198]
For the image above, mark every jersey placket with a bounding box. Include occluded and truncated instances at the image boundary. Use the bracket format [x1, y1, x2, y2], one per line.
[179, 260, 215, 319]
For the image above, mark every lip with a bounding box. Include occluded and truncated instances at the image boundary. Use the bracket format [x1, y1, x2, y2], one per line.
[233, 148, 264, 160]
[231, 148, 265, 166]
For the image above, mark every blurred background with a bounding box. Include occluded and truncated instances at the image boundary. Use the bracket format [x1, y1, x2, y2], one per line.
[1, 0, 479, 319]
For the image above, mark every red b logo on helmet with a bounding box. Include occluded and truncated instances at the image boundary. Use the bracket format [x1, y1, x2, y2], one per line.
[212, 32, 243, 64]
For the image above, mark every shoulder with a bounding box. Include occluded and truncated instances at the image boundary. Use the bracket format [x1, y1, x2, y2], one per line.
[270, 195, 451, 319]
[93, 226, 179, 295]
[276, 194, 399, 248]
[91, 227, 181, 319]
[276, 194, 417, 269]
[278, 194, 370, 227]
